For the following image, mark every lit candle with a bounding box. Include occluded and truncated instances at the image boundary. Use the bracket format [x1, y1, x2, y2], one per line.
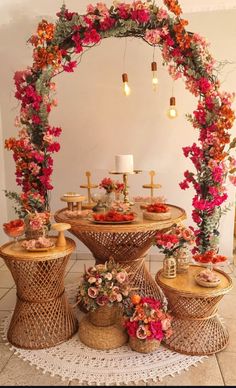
[115, 154, 134, 173]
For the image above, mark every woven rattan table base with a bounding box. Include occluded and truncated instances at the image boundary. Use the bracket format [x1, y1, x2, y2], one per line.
[156, 266, 232, 356]
[164, 315, 229, 356]
[0, 240, 78, 349]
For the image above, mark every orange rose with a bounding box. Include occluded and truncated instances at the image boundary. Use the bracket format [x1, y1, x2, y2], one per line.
[131, 294, 141, 305]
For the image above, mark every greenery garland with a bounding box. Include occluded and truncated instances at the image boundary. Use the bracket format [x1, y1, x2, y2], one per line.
[4, 0, 236, 257]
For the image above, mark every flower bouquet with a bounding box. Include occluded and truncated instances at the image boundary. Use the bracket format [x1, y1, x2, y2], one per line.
[123, 294, 173, 353]
[155, 225, 195, 277]
[99, 177, 124, 194]
[77, 259, 131, 326]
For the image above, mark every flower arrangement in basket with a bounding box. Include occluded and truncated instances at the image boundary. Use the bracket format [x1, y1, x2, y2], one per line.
[77, 259, 131, 326]
[123, 294, 173, 353]
[24, 210, 51, 240]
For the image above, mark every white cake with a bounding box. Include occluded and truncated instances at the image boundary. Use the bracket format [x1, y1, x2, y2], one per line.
[115, 154, 134, 173]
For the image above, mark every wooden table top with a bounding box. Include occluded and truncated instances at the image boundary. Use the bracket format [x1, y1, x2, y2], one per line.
[156, 265, 233, 297]
[0, 237, 76, 262]
[54, 204, 186, 233]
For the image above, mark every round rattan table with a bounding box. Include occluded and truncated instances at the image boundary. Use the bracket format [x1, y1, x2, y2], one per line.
[0, 237, 78, 349]
[55, 204, 186, 301]
[155, 265, 233, 356]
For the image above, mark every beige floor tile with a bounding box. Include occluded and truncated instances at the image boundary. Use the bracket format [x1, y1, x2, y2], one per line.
[0, 343, 13, 373]
[0, 271, 14, 288]
[0, 353, 69, 386]
[218, 294, 235, 319]
[0, 311, 11, 343]
[76, 252, 93, 261]
[65, 272, 82, 285]
[217, 351, 236, 385]
[221, 318, 236, 353]
[70, 260, 94, 272]
[147, 356, 223, 386]
[0, 289, 16, 311]
[0, 290, 9, 300]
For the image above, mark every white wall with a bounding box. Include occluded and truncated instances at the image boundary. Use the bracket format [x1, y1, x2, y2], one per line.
[0, 107, 7, 244]
[0, 1, 235, 257]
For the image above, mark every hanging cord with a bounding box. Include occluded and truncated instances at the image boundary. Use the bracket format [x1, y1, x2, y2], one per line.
[123, 37, 128, 73]
[152, 45, 156, 62]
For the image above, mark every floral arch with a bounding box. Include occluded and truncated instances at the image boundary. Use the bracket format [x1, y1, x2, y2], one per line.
[5, 0, 236, 257]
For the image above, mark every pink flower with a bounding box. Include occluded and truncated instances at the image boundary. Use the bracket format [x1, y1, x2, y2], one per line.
[63, 61, 77, 73]
[43, 133, 53, 144]
[88, 276, 97, 284]
[136, 325, 147, 340]
[83, 29, 101, 44]
[87, 287, 98, 298]
[32, 115, 41, 125]
[144, 29, 161, 45]
[116, 272, 127, 283]
[229, 175, 236, 186]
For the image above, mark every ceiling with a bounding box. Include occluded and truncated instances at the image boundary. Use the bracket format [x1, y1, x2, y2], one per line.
[179, 0, 236, 13]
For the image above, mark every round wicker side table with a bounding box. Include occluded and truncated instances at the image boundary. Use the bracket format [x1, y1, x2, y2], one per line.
[155, 265, 233, 356]
[0, 237, 78, 349]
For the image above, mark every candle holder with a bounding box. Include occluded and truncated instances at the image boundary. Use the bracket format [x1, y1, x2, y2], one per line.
[109, 170, 142, 204]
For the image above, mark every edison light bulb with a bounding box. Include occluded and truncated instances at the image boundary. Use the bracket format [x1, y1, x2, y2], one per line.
[122, 73, 131, 96]
[151, 62, 158, 91]
[167, 97, 178, 119]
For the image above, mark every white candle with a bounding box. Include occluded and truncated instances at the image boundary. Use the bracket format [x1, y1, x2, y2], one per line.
[115, 154, 134, 173]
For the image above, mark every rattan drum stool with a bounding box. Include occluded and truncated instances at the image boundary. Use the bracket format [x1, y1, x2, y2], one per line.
[155, 265, 232, 356]
[0, 237, 78, 349]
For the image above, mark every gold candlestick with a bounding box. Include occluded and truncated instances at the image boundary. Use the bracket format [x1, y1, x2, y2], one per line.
[80, 171, 98, 209]
[142, 170, 161, 199]
[109, 169, 142, 204]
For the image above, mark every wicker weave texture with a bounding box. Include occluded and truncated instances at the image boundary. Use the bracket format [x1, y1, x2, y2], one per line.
[129, 337, 160, 353]
[4, 252, 78, 349]
[89, 305, 120, 327]
[79, 316, 128, 350]
[156, 268, 232, 355]
[165, 315, 229, 355]
[71, 229, 157, 263]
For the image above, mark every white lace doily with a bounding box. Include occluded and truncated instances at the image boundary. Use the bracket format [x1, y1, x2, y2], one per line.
[0, 284, 207, 386]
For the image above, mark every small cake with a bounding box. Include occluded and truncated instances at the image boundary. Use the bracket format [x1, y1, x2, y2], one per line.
[143, 203, 171, 221]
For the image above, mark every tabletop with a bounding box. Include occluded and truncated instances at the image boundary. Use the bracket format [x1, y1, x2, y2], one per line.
[156, 265, 233, 297]
[54, 204, 186, 233]
[0, 237, 76, 262]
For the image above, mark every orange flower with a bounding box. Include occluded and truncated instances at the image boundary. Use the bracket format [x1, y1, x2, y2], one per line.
[131, 294, 141, 305]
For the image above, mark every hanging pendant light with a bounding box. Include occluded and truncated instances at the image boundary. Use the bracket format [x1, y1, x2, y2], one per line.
[151, 61, 158, 91]
[122, 73, 131, 96]
[167, 96, 178, 119]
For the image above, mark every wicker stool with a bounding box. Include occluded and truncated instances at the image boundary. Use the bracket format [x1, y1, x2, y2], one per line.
[155, 265, 232, 355]
[0, 237, 78, 349]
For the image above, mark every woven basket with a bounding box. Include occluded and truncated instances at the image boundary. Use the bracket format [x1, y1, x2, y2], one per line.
[129, 337, 160, 353]
[88, 304, 119, 327]
[79, 315, 128, 350]
[25, 228, 45, 240]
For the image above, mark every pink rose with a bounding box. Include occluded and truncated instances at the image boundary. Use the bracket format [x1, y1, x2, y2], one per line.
[161, 318, 171, 331]
[136, 325, 147, 340]
[116, 272, 127, 283]
[87, 287, 98, 298]
[88, 276, 96, 284]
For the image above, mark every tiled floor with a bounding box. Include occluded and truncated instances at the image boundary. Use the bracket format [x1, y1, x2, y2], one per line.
[0, 252, 235, 386]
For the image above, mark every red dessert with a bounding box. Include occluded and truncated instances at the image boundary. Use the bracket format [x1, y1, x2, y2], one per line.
[3, 219, 25, 238]
[93, 210, 135, 222]
[146, 203, 169, 213]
